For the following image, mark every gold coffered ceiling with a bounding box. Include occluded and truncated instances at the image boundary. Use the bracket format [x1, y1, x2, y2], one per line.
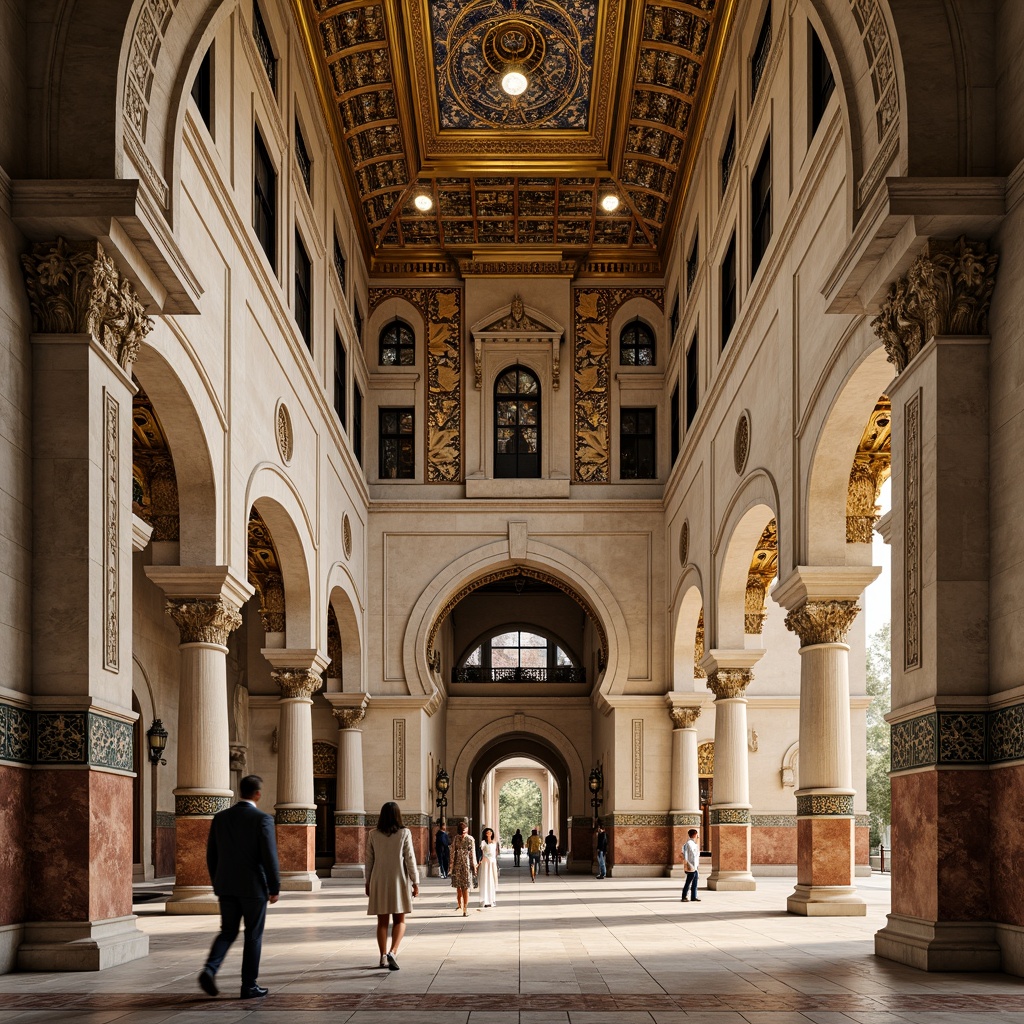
[297, 0, 734, 276]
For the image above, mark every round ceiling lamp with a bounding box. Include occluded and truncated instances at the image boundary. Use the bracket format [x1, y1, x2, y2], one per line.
[600, 193, 621, 212]
[501, 69, 529, 96]
[413, 193, 433, 212]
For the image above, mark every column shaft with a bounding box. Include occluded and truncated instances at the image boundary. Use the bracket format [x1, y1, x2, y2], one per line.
[668, 705, 702, 877]
[331, 716, 366, 877]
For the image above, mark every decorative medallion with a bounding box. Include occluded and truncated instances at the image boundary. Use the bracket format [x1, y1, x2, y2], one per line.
[343, 513, 353, 559]
[733, 409, 750, 474]
[679, 519, 689, 566]
[276, 402, 293, 465]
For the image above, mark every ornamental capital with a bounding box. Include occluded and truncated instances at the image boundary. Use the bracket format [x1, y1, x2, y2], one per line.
[166, 598, 242, 645]
[21, 237, 153, 371]
[332, 706, 366, 729]
[706, 668, 751, 700]
[669, 706, 701, 729]
[272, 668, 324, 699]
[871, 236, 998, 373]
[784, 600, 860, 646]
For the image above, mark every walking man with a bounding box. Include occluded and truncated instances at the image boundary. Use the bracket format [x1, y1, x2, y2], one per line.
[544, 829, 558, 874]
[681, 828, 701, 902]
[595, 824, 608, 879]
[526, 827, 543, 881]
[435, 822, 450, 878]
[199, 774, 280, 999]
[511, 828, 524, 866]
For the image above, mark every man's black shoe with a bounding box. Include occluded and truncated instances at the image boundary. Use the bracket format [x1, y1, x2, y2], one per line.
[240, 985, 268, 999]
[198, 969, 218, 996]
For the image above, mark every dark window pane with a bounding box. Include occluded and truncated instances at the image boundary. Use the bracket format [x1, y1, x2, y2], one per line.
[671, 385, 680, 464]
[379, 407, 415, 479]
[620, 318, 656, 367]
[686, 333, 699, 428]
[295, 119, 311, 193]
[354, 386, 363, 467]
[294, 230, 312, 349]
[751, 4, 772, 103]
[253, 1, 276, 94]
[811, 28, 836, 134]
[379, 319, 415, 366]
[253, 128, 276, 269]
[751, 138, 772, 276]
[722, 234, 737, 347]
[721, 119, 736, 193]
[191, 48, 212, 129]
[333, 332, 347, 429]
[333, 234, 347, 293]
[621, 407, 656, 479]
[686, 231, 699, 294]
[494, 365, 541, 478]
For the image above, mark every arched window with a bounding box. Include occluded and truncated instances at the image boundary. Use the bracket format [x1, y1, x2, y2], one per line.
[379, 317, 415, 365]
[494, 365, 540, 478]
[455, 629, 583, 683]
[620, 317, 655, 365]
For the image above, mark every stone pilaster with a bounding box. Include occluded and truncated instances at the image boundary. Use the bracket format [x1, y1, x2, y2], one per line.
[328, 697, 368, 878]
[667, 701, 702, 877]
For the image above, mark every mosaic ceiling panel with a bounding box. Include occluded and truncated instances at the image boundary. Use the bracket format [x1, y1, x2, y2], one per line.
[301, 0, 733, 274]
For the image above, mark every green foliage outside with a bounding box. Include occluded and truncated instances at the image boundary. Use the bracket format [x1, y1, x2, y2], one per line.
[865, 622, 892, 849]
[498, 777, 542, 846]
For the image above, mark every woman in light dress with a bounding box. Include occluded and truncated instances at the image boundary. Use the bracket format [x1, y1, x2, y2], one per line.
[478, 827, 499, 908]
[450, 818, 477, 916]
[365, 801, 419, 970]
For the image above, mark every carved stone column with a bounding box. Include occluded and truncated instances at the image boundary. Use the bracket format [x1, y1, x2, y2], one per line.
[701, 650, 762, 891]
[869, 237, 1000, 971]
[668, 703, 702, 877]
[328, 699, 368, 878]
[267, 659, 324, 892]
[18, 238, 152, 970]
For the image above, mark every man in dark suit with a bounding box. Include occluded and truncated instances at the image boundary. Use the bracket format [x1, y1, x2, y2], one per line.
[198, 774, 280, 1000]
[435, 823, 450, 877]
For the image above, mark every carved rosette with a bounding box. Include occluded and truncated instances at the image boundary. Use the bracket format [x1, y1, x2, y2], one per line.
[167, 599, 243, 645]
[669, 706, 701, 730]
[784, 600, 860, 647]
[21, 237, 153, 370]
[871, 236, 999, 373]
[333, 706, 366, 729]
[706, 668, 751, 700]
[272, 669, 324, 700]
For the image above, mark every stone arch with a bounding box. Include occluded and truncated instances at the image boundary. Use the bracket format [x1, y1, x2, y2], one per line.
[781, 741, 800, 789]
[610, 295, 664, 363]
[670, 570, 704, 693]
[367, 296, 425, 362]
[245, 465, 316, 649]
[711, 471, 780, 650]
[326, 563, 364, 693]
[403, 538, 631, 696]
[133, 342, 219, 564]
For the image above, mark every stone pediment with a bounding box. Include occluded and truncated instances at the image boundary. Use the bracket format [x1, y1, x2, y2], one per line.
[470, 298, 564, 389]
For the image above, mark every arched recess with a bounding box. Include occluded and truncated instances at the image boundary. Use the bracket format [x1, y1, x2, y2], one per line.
[133, 343, 219, 564]
[712, 471, 780, 650]
[245, 465, 316, 649]
[326, 562, 364, 692]
[367, 297, 425, 362]
[670, 570, 704, 693]
[610, 296, 664, 365]
[402, 538, 631, 697]
[804, 344, 894, 566]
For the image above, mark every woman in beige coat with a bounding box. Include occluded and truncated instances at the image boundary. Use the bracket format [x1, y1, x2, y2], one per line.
[365, 801, 419, 970]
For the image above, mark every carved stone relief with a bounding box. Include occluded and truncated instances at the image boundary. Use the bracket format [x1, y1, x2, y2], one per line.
[104, 391, 120, 672]
[694, 609, 705, 679]
[904, 390, 921, 671]
[846, 397, 891, 543]
[679, 519, 689, 565]
[272, 669, 324, 700]
[248, 507, 286, 633]
[166, 598, 243, 645]
[132, 381, 180, 541]
[632, 718, 644, 799]
[784, 600, 861, 647]
[733, 410, 750, 474]
[697, 740, 714, 776]
[669, 705, 700, 730]
[276, 402, 293, 465]
[707, 668, 752, 700]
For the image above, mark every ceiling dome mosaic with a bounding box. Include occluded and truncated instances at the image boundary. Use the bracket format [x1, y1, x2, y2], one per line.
[431, 1, 595, 130]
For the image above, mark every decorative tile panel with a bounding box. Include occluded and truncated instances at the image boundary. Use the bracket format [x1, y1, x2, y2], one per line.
[277, 809, 317, 825]
[334, 812, 367, 826]
[890, 713, 936, 772]
[989, 703, 1024, 764]
[668, 812, 702, 827]
[155, 811, 176, 829]
[709, 808, 750, 825]
[176, 795, 231, 816]
[89, 714, 134, 771]
[796, 794, 855, 816]
[938, 712, 987, 764]
[0, 702, 32, 763]
[751, 815, 796, 827]
[608, 813, 668, 827]
[35, 712, 88, 764]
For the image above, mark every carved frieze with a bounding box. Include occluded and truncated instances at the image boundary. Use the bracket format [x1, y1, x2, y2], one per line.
[0, 702, 32, 763]
[248, 507, 286, 633]
[871, 237, 999, 373]
[272, 669, 324, 700]
[334, 812, 366, 826]
[89, 714, 134, 772]
[313, 741, 338, 777]
[669, 706, 701, 730]
[796, 794, 854, 816]
[276, 808, 317, 825]
[709, 808, 750, 825]
[35, 712, 88, 764]
[175, 794, 230, 816]
[784, 600, 861, 647]
[904, 390, 922, 671]
[166, 598, 243, 646]
[21, 238, 153, 371]
[846, 397, 891, 543]
[706, 668, 752, 700]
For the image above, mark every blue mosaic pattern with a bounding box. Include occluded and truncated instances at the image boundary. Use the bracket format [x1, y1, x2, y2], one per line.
[430, 0, 596, 129]
[0, 701, 32, 763]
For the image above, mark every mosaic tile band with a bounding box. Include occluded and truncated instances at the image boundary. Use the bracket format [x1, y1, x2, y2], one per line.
[175, 795, 231, 816]
[890, 702, 1024, 771]
[796, 794, 855, 816]
[710, 808, 750, 825]
[334, 813, 366, 826]
[276, 809, 317, 825]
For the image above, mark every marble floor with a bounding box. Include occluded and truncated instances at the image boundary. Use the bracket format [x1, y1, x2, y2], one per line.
[0, 860, 1021, 1023]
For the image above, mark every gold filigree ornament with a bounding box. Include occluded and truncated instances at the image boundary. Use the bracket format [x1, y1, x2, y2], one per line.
[276, 401, 293, 465]
[342, 513, 353, 559]
[679, 519, 689, 565]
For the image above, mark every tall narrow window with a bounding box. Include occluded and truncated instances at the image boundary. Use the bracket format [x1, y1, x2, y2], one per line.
[294, 230, 311, 348]
[494, 365, 540, 479]
[686, 332, 699, 428]
[353, 303, 363, 343]
[333, 232, 347, 294]
[670, 386, 681, 465]
[252, 1, 276, 95]
[191, 47, 212, 129]
[751, 4, 772, 103]
[811, 28, 836, 134]
[253, 127, 276, 270]
[721, 234, 737, 348]
[750, 138, 772, 276]
[379, 318, 415, 365]
[379, 408, 415, 479]
[620, 409, 656, 480]
[353, 385, 363, 467]
[334, 331, 347, 430]
[295, 119, 312, 193]
[670, 296, 680, 342]
[721, 118, 736, 193]
[686, 231, 699, 294]
[620, 318, 656, 366]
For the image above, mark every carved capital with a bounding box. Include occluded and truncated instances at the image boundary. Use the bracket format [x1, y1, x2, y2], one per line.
[333, 706, 366, 729]
[21, 237, 153, 371]
[669, 706, 701, 730]
[871, 236, 998, 373]
[272, 668, 324, 700]
[744, 574, 769, 635]
[784, 600, 860, 646]
[166, 599, 243, 645]
[706, 668, 751, 700]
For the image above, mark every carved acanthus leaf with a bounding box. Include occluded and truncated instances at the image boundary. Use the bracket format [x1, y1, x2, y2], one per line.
[332, 706, 366, 729]
[166, 599, 243, 645]
[784, 600, 860, 646]
[706, 668, 751, 700]
[273, 668, 324, 700]
[670, 706, 701, 729]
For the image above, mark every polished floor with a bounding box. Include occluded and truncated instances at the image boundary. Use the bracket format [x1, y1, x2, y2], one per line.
[0, 858, 1021, 1023]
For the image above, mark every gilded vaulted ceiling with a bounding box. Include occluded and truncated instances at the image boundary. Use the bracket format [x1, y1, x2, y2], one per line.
[298, 0, 734, 275]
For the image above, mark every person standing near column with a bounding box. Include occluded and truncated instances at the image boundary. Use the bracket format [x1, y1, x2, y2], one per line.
[595, 825, 608, 879]
[435, 823, 450, 878]
[199, 774, 280, 1000]
[365, 802, 419, 970]
[681, 828, 701, 902]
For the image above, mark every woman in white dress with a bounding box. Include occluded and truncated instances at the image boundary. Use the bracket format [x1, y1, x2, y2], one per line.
[365, 801, 419, 970]
[478, 827, 499, 907]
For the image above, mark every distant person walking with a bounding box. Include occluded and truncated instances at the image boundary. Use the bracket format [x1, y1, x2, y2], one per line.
[595, 824, 608, 879]
[478, 827, 499, 907]
[544, 829, 559, 874]
[365, 801, 420, 970]
[511, 828, 524, 866]
[526, 827, 543, 881]
[450, 819, 478, 915]
[681, 828, 701, 902]
[435, 823, 451, 878]
[198, 774, 280, 1001]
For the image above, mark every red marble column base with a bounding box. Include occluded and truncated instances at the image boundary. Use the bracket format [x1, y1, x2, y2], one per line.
[788, 817, 864, 916]
[707, 822, 755, 890]
[605, 825, 670, 876]
[331, 823, 367, 878]
[165, 816, 218, 915]
[276, 822, 320, 891]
